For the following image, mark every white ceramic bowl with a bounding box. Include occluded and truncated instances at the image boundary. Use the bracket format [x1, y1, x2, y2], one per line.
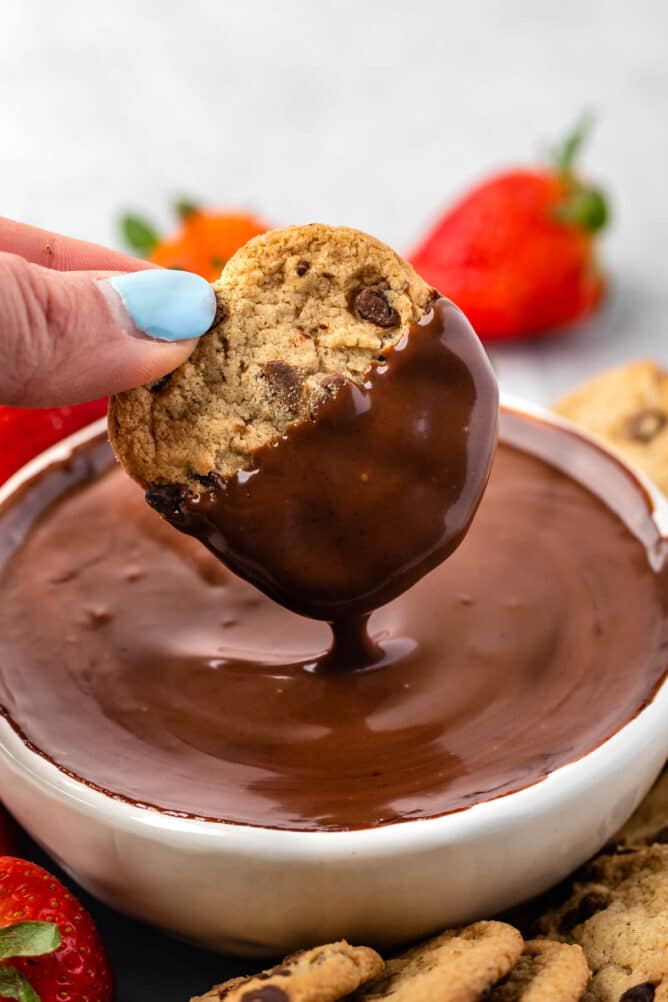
[0, 398, 667, 956]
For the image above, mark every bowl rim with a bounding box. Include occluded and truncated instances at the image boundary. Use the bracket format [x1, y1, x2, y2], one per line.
[0, 393, 667, 856]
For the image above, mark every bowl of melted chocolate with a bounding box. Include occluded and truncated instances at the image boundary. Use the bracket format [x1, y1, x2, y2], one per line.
[1, 301, 668, 955]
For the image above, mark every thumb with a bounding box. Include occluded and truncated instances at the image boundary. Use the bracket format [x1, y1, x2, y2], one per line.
[0, 253, 216, 406]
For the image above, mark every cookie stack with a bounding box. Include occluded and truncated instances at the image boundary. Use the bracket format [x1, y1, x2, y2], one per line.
[189, 726, 668, 1002]
[192, 925, 588, 1002]
[527, 770, 668, 1002]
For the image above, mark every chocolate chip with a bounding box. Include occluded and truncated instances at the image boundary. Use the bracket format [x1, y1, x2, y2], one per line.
[559, 890, 609, 932]
[241, 989, 289, 1002]
[145, 483, 192, 519]
[295, 260, 310, 276]
[192, 472, 217, 489]
[652, 824, 668, 844]
[270, 969, 292, 978]
[619, 984, 656, 1002]
[318, 373, 346, 405]
[353, 285, 400, 328]
[623, 408, 667, 443]
[260, 361, 303, 412]
[149, 373, 172, 394]
[210, 300, 228, 330]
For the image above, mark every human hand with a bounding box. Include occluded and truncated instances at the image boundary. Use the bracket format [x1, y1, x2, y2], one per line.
[0, 217, 216, 406]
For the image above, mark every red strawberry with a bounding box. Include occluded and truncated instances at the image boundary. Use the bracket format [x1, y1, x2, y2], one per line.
[0, 401, 107, 487]
[0, 858, 113, 1002]
[409, 117, 609, 342]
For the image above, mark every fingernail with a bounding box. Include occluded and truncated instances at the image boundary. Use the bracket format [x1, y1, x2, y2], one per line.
[102, 270, 217, 341]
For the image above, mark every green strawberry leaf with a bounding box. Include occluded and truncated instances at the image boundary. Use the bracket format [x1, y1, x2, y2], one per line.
[119, 214, 160, 256]
[0, 965, 42, 1002]
[173, 197, 200, 220]
[0, 921, 61, 960]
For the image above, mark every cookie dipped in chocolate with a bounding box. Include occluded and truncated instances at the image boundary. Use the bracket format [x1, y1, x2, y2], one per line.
[145, 298, 498, 658]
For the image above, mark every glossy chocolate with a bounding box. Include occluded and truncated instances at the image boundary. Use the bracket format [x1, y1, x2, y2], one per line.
[0, 411, 666, 830]
[146, 299, 499, 630]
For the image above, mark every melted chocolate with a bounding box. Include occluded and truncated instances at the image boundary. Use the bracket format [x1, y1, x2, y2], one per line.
[147, 299, 499, 643]
[0, 411, 667, 831]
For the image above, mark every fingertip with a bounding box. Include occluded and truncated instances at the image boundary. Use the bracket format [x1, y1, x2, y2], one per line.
[126, 338, 199, 390]
[103, 270, 217, 342]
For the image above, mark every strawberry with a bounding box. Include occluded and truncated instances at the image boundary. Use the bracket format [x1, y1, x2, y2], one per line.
[121, 199, 268, 281]
[409, 117, 609, 342]
[0, 401, 107, 487]
[0, 858, 113, 1002]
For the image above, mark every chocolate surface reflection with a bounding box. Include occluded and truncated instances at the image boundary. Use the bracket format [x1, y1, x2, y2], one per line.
[0, 411, 667, 830]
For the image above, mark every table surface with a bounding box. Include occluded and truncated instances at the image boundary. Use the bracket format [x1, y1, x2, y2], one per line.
[2, 1, 668, 998]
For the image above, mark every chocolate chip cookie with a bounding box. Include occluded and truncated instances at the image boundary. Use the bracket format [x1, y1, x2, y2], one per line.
[554, 360, 668, 494]
[109, 224, 435, 490]
[350, 921, 524, 1002]
[536, 845, 668, 1002]
[191, 941, 383, 1002]
[487, 939, 589, 1002]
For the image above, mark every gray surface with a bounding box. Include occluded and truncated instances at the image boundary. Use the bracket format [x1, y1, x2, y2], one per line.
[2, 1, 668, 998]
[2, 0, 668, 402]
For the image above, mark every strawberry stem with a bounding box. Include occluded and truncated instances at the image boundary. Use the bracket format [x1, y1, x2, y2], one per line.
[549, 112, 609, 233]
[551, 112, 595, 175]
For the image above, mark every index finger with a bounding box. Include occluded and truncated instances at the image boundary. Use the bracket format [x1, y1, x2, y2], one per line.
[0, 217, 157, 273]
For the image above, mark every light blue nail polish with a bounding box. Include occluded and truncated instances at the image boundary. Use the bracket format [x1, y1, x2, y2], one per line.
[108, 270, 216, 341]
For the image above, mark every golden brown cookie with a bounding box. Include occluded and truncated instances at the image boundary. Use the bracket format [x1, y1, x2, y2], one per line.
[554, 360, 668, 493]
[487, 939, 589, 1002]
[350, 921, 524, 1002]
[613, 770, 668, 849]
[191, 941, 383, 1002]
[109, 224, 434, 490]
[536, 845, 668, 1002]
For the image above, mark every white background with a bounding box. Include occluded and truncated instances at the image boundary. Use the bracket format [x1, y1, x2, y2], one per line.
[1, 0, 666, 403]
